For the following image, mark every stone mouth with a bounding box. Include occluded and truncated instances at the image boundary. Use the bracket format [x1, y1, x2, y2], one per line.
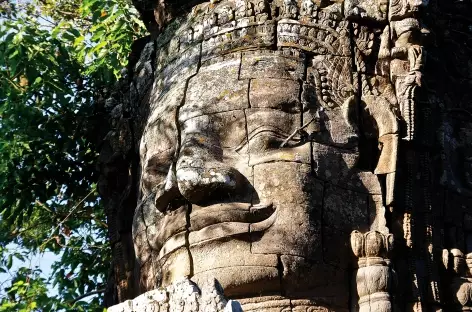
[157, 202, 276, 260]
[190, 202, 275, 231]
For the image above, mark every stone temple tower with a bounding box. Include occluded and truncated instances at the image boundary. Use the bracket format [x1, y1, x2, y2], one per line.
[98, 0, 472, 310]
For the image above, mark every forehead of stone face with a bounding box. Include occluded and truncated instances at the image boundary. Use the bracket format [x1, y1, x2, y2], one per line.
[176, 51, 314, 161]
[180, 57, 247, 121]
[182, 52, 305, 113]
[180, 52, 306, 131]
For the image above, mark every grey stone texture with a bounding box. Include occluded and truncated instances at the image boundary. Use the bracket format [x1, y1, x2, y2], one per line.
[108, 278, 243, 312]
[98, 0, 472, 311]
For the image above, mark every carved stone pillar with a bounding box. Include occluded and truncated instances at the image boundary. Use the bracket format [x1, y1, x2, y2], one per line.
[443, 249, 472, 311]
[351, 231, 395, 312]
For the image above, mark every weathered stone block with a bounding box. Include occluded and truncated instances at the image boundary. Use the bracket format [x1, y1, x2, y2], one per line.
[191, 266, 280, 298]
[249, 78, 301, 112]
[251, 162, 323, 259]
[181, 57, 249, 121]
[240, 51, 305, 80]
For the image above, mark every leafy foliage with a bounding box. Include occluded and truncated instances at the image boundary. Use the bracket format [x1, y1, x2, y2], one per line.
[0, 0, 145, 310]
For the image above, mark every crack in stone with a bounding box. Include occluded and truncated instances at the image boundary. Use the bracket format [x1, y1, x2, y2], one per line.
[238, 51, 244, 80]
[247, 79, 252, 108]
[242, 106, 255, 253]
[319, 180, 327, 266]
[276, 254, 286, 297]
[172, 42, 202, 281]
[348, 21, 358, 76]
[301, 53, 313, 127]
[185, 202, 194, 278]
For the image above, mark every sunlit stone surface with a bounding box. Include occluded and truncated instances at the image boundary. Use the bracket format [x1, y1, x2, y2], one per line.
[99, 0, 472, 310]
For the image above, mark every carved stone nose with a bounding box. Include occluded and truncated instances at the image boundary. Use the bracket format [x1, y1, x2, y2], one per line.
[176, 121, 245, 203]
[176, 157, 242, 204]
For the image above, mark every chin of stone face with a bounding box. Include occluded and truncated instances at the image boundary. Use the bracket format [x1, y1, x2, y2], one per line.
[101, 0, 472, 311]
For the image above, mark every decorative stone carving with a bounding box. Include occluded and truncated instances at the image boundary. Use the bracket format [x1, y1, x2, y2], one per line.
[300, 0, 317, 19]
[381, 0, 427, 141]
[98, 0, 472, 311]
[351, 231, 395, 312]
[108, 278, 243, 312]
[126, 1, 400, 304]
[235, 0, 253, 19]
[280, 0, 299, 19]
[345, 0, 389, 22]
[306, 55, 354, 109]
[443, 249, 472, 310]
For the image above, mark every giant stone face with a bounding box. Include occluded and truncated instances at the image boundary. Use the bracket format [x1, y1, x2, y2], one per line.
[133, 0, 399, 310]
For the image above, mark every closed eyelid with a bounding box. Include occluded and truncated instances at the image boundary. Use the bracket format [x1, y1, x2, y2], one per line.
[247, 126, 293, 140]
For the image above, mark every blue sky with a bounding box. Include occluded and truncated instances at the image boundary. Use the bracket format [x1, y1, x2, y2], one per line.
[0, 244, 60, 297]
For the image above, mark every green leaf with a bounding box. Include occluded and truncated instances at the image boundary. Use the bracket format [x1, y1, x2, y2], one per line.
[51, 25, 62, 39]
[68, 28, 81, 38]
[12, 32, 24, 44]
[0, 1, 145, 310]
[91, 41, 107, 54]
[74, 35, 85, 46]
[90, 29, 105, 42]
[6, 254, 12, 270]
[33, 77, 42, 85]
[8, 49, 20, 59]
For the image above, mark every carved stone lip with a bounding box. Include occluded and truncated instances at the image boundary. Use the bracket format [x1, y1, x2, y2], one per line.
[190, 202, 275, 231]
[157, 202, 276, 260]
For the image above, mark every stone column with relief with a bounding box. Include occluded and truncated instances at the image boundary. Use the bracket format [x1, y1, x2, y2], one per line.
[443, 249, 472, 311]
[351, 231, 395, 312]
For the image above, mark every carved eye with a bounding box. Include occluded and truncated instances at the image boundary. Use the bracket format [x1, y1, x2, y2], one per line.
[142, 150, 175, 192]
[146, 158, 169, 176]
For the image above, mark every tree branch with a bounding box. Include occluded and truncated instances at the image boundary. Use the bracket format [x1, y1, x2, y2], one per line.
[72, 288, 106, 304]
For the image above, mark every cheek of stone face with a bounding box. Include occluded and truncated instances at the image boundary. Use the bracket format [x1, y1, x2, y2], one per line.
[140, 111, 178, 196]
[251, 162, 323, 260]
[247, 162, 352, 304]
